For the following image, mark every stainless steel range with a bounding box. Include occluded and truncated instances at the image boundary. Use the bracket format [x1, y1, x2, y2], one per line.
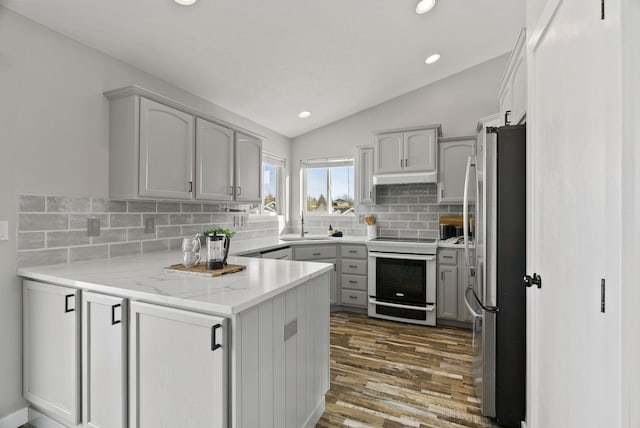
[367, 237, 437, 326]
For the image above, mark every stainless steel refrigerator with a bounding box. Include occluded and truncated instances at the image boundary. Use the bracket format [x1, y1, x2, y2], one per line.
[463, 124, 526, 428]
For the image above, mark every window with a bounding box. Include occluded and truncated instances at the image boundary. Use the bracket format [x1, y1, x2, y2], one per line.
[301, 157, 355, 215]
[262, 153, 285, 215]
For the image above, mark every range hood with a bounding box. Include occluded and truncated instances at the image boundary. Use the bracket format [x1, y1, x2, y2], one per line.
[373, 170, 437, 185]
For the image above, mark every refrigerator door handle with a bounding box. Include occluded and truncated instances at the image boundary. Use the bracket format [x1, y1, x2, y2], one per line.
[463, 156, 475, 278]
[464, 285, 482, 318]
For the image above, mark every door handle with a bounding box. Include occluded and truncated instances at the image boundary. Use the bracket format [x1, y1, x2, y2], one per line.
[236, 186, 242, 196]
[523, 273, 542, 288]
[228, 186, 234, 196]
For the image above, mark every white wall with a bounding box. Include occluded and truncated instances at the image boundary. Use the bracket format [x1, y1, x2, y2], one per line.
[526, 0, 548, 31]
[289, 54, 509, 224]
[0, 7, 291, 418]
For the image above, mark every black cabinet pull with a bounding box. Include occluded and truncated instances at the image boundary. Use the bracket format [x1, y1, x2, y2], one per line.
[111, 304, 121, 325]
[349, 280, 358, 284]
[64, 294, 75, 313]
[312, 252, 321, 256]
[349, 295, 357, 300]
[188, 181, 193, 192]
[349, 265, 357, 268]
[349, 250, 357, 253]
[211, 324, 222, 351]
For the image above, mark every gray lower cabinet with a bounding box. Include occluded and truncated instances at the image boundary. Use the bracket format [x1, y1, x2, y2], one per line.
[294, 245, 338, 304]
[339, 245, 367, 308]
[437, 249, 473, 325]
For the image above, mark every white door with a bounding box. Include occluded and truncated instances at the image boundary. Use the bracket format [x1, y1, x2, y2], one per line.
[234, 133, 262, 202]
[374, 132, 403, 174]
[527, 0, 620, 426]
[82, 292, 127, 428]
[403, 129, 437, 173]
[139, 97, 194, 199]
[129, 302, 227, 428]
[195, 118, 234, 201]
[23, 280, 81, 426]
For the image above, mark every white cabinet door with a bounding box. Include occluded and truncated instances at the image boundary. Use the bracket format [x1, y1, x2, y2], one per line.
[498, 29, 526, 126]
[374, 132, 403, 174]
[403, 129, 437, 173]
[436, 265, 458, 320]
[23, 280, 81, 426]
[438, 138, 476, 203]
[357, 147, 374, 204]
[82, 292, 127, 428]
[234, 133, 262, 202]
[195, 118, 234, 201]
[139, 97, 194, 199]
[129, 302, 227, 428]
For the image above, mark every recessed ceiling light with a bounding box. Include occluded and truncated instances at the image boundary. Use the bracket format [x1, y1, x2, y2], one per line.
[416, 0, 436, 14]
[425, 54, 441, 64]
[174, 0, 197, 5]
[298, 111, 311, 119]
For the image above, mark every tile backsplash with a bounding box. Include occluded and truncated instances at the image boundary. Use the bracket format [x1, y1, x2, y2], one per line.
[17, 195, 279, 267]
[295, 183, 461, 239]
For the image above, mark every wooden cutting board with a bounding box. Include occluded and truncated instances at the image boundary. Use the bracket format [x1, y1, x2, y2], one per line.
[439, 215, 464, 227]
[164, 262, 246, 277]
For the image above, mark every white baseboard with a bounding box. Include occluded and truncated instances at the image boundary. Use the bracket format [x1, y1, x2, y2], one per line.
[26, 409, 65, 428]
[0, 407, 28, 428]
[303, 397, 326, 428]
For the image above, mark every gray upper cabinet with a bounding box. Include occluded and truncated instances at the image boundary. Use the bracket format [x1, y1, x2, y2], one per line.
[373, 125, 441, 184]
[139, 97, 194, 199]
[196, 118, 234, 201]
[357, 146, 374, 204]
[374, 132, 403, 174]
[234, 133, 262, 203]
[438, 136, 476, 203]
[403, 130, 437, 173]
[105, 86, 263, 202]
[498, 29, 527, 126]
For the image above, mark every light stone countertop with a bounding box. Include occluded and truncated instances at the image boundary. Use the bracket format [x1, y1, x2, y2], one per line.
[230, 235, 370, 255]
[18, 251, 332, 316]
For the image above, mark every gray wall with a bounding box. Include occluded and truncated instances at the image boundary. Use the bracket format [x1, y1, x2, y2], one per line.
[0, 7, 291, 418]
[289, 53, 509, 227]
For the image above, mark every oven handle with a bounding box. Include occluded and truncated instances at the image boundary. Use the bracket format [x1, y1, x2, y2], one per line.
[368, 297, 436, 312]
[368, 252, 436, 261]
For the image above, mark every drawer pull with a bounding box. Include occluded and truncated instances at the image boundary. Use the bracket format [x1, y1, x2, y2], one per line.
[349, 296, 358, 300]
[349, 280, 358, 284]
[64, 294, 75, 313]
[111, 303, 121, 325]
[349, 250, 357, 253]
[312, 252, 321, 256]
[349, 265, 358, 268]
[211, 324, 222, 351]
[443, 255, 454, 259]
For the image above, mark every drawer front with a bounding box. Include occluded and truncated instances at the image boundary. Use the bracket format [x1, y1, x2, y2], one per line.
[340, 245, 367, 259]
[438, 249, 458, 265]
[294, 245, 337, 260]
[341, 274, 367, 291]
[340, 289, 367, 307]
[340, 259, 367, 276]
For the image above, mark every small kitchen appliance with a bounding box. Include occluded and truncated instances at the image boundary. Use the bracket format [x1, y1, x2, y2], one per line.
[206, 233, 230, 270]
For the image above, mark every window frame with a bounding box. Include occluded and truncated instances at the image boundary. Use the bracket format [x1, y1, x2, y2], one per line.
[301, 156, 355, 216]
[261, 152, 286, 216]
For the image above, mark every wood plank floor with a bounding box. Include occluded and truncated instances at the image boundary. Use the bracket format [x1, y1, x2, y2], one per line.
[316, 312, 499, 428]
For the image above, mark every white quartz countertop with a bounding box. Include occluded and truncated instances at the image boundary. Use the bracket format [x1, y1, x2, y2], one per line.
[18, 251, 333, 316]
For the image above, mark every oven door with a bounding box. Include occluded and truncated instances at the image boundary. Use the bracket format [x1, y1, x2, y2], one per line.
[367, 251, 436, 326]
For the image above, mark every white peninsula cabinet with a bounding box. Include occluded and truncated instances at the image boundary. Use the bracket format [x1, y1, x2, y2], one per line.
[20, 253, 331, 428]
[23, 281, 81, 427]
[105, 86, 262, 203]
[373, 125, 441, 184]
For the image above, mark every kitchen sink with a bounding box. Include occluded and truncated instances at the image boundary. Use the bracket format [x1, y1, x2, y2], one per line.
[279, 236, 332, 242]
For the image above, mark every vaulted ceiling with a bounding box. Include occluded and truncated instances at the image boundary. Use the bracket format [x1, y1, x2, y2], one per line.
[0, 0, 525, 137]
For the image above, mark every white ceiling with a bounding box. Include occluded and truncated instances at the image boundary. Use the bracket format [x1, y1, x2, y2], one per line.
[1, 0, 525, 138]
